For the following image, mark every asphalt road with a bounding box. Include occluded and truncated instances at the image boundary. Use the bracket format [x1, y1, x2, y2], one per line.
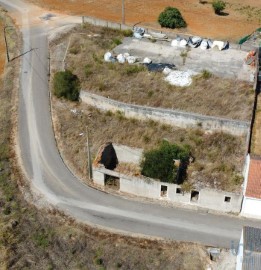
[2, 0, 261, 249]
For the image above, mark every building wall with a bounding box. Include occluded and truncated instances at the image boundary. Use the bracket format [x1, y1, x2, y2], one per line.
[241, 197, 261, 218]
[81, 91, 250, 136]
[236, 230, 243, 270]
[93, 167, 243, 213]
[112, 144, 143, 165]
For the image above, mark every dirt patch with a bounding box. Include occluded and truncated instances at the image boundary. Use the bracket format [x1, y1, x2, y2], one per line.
[52, 25, 254, 121]
[26, 0, 260, 41]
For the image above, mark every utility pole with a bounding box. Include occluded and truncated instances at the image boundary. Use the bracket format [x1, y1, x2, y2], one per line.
[86, 127, 92, 180]
[122, 0, 125, 25]
[3, 26, 12, 62]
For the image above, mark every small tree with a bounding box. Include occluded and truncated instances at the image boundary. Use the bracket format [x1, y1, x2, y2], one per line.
[53, 70, 80, 101]
[212, 0, 226, 15]
[158, 7, 187, 29]
[141, 141, 190, 183]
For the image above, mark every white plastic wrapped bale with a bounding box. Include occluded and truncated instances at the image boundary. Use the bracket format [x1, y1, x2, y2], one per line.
[104, 52, 113, 62]
[212, 40, 225, 51]
[165, 70, 197, 87]
[117, 54, 126, 63]
[179, 39, 188, 47]
[127, 56, 137, 64]
[200, 39, 209, 50]
[171, 39, 179, 47]
[162, 67, 172, 75]
[143, 57, 152, 64]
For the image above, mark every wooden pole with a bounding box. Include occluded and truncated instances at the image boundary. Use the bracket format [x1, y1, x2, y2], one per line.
[122, 0, 125, 25]
[86, 127, 92, 179]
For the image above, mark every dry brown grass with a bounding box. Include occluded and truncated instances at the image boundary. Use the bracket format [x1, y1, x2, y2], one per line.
[251, 95, 261, 155]
[52, 97, 246, 191]
[61, 24, 254, 121]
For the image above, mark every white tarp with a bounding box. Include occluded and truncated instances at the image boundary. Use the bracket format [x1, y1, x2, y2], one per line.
[165, 70, 197, 87]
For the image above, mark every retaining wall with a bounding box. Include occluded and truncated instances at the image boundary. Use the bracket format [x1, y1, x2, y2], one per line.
[93, 167, 243, 213]
[81, 91, 250, 136]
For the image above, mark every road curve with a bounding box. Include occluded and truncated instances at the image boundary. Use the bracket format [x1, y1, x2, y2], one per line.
[2, 0, 261, 249]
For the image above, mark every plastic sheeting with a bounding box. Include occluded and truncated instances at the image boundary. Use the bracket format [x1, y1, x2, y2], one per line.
[165, 70, 197, 87]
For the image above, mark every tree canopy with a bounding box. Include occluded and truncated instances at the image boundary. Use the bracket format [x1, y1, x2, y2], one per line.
[53, 70, 80, 101]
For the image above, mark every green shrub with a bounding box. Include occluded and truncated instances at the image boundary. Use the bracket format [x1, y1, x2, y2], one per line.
[122, 29, 133, 37]
[158, 7, 187, 29]
[141, 141, 190, 183]
[212, 0, 226, 14]
[53, 70, 80, 101]
[112, 38, 122, 46]
[201, 69, 212, 79]
[123, 65, 145, 75]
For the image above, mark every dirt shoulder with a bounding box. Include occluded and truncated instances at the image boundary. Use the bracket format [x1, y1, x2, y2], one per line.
[25, 0, 260, 41]
[0, 8, 213, 270]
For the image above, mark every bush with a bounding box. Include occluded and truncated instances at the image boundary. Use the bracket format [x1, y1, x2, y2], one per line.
[53, 70, 80, 101]
[158, 7, 187, 29]
[141, 141, 190, 183]
[212, 0, 226, 14]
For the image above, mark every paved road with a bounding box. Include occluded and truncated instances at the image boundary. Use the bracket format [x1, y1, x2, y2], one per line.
[2, 0, 261, 249]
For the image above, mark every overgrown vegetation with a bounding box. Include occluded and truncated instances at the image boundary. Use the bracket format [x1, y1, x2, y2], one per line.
[158, 7, 187, 29]
[212, 0, 226, 15]
[141, 141, 190, 183]
[56, 24, 254, 121]
[52, 98, 245, 191]
[53, 70, 80, 101]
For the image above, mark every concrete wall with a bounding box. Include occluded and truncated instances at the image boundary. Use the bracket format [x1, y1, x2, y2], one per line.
[93, 167, 243, 213]
[236, 230, 243, 270]
[81, 91, 250, 136]
[82, 16, 132, 31]
[112, 144, 143, 165]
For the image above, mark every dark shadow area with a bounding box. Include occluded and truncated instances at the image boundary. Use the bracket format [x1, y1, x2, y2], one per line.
[217, 11, 229, 16]
[100, 142, 118, 170]
[199, 1, 208, 4]
[105, 175, 120, 190]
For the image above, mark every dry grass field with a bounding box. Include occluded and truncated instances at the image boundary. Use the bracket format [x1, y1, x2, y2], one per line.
[52, 97, 246, 192]
[26, 0, 261, 41]
[56, 25, 254, 121]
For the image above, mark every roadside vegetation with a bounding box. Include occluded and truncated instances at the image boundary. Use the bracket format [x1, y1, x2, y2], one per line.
[0, 9, 210, 270]
[58, 24, 253, 121]
[53, 70, 80, 101]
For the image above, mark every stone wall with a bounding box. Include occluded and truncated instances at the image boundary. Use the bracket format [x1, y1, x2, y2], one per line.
[93, 167, 243, 213]
[81, 91, 250, 136]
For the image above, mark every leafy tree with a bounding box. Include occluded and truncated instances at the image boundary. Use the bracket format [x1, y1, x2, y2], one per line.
[158, 7, 187, 29]
[53, 70, 80, 101]
[141, 141, 190, 183]
[212, 0, 226, 15]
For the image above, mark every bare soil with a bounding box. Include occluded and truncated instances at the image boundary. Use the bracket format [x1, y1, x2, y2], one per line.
[55, 25, 254, 121]
[26, 0, 261, 41]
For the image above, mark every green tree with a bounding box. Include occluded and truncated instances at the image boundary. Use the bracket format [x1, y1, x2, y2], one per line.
[158, 7, 187, 29]
[53, 70, 80, 101]
[212, 0, 226, 15]
[141, 141, 190, 183]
